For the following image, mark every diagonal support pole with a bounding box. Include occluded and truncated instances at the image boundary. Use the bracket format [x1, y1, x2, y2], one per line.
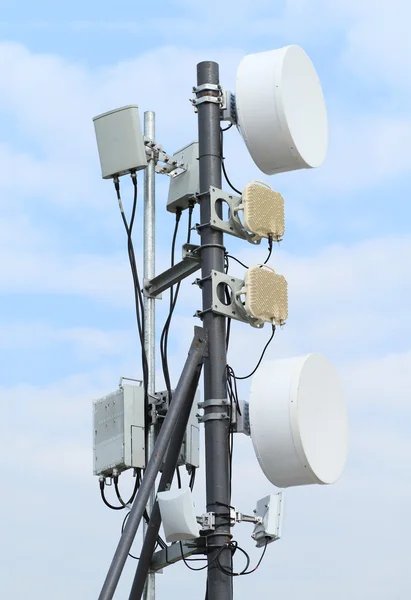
[97, 327, 208, 600]
[128, 357, 204, 599]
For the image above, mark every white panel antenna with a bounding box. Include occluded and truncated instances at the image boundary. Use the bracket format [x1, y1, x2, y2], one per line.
[157, 488, 201, 543]
[93, 105, 147, 179]
[252, 493, 285, 548]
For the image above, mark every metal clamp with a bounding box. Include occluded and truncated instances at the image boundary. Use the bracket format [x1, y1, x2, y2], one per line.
[198, 398, 229, 409]
[191, 95, 223, 107]
[199, 512, 216, 531]
[193, 83, 221, 93]
[197, 412, 229, 423]
[142, 138, 187, 177]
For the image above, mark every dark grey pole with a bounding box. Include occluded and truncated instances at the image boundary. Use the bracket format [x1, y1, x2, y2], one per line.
[128, 363, 204, 599]
[196, 61, 233, 600]
[98, 327, 207, 600]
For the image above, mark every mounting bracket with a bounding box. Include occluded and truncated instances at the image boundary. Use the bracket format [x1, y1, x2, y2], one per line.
[143, 137, 187, 177]
[210, 270, 263, 328]
[209, 187, 260, 244]
[144, 244, 201, 298]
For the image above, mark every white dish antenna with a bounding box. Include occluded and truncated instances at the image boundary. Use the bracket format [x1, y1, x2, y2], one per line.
[236, 45, 328, 175]
[249, 354, 348, 488]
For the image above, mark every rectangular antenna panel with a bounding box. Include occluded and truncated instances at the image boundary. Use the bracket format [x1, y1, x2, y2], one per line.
[93, 105, 147, 179]
[252, 492, 284, 547]
[167, 141, 199, 213]
[93, 384, 145, 476]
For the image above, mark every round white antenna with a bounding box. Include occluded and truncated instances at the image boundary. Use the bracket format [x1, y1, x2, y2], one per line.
[249, 354, 348, 488]
[236, 45, 328, 175]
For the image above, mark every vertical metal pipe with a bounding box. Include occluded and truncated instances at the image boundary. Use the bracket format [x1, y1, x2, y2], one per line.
[98, 329, 207, 600]
[143, 111, 156, 600]
[196, 61, 233, 599]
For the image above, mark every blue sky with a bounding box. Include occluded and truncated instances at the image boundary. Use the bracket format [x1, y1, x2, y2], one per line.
[1, 1, 410, 599]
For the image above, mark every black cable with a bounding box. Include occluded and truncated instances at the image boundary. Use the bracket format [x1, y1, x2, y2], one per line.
[113, 176, 148, 400]
[120, 502, 167, 555]
[121, 512, 140, 560]
[160, 209, 182, 399]
[100, 479, 125, 511]
[179, 544, 209, 571]
[215, 539, 269, 577]
[231, 324, 276, 380]
[220, 127, 242, 195]
[187, 202, 194, 244]
[189, 467, 196, 491]
[240, 538, 269, 575]
[263, 235, 273, 265]
[225, 253, 249, 270]
[113, 473, 140, 507]
[176, 466, 182, 489]
[179, 541, 227, 572]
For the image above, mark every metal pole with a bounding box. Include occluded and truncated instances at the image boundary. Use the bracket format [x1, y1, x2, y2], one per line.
[196, 62, 233, 599]
[128, 363, 204, 599]
[98, 328, 208, 600]
[143, 110, 156, 600]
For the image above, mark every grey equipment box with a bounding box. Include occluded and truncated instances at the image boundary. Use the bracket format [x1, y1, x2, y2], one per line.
[167, 141, 199, 213]
[93, 383, 145, 477]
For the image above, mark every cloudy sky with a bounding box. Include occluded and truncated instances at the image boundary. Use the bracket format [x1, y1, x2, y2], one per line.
[1, 1, 410, 599]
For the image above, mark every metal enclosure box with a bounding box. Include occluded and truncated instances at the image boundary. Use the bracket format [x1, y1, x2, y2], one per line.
[160, 389, 200, 469]
[183, 389, 200, 468]
[93, 105, 148, 179]
[252, 493, 284, 547]
[93, 384, 146, 476]
[232, 399, 250, 436]
[167, 142, 199, 213]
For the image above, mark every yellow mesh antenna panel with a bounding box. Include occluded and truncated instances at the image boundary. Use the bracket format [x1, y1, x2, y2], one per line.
[241, 181, 285, 242]
[242, 264, 288, 325]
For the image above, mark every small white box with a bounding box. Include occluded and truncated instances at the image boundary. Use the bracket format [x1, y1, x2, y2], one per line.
[252, 493, 284, 547]
[167, 142, 199, 213]
[93, 105, 147, 179]
[93, 384, 146, 476]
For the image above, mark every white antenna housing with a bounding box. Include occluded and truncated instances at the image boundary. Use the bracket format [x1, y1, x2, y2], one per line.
[93, 105, 147, 179]
[252, 493, 284, 548]
[249, 354, 348, 487]
[157, 488, 201, 542]
[236, 45, 328, 175]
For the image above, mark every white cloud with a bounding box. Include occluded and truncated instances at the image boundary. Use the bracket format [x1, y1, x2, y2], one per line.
[0, 322, 135, 360]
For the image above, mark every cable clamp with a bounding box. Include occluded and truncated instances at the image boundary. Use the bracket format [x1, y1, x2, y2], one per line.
[193, 83, 222, 94]
[190, 84, 224, 112]
[192, 95, 223, 107]
[194, 308, 213, 320]
[197, 512, 216, 531]
[198, 398, 229, 409]
[197, 412, 229, 423]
